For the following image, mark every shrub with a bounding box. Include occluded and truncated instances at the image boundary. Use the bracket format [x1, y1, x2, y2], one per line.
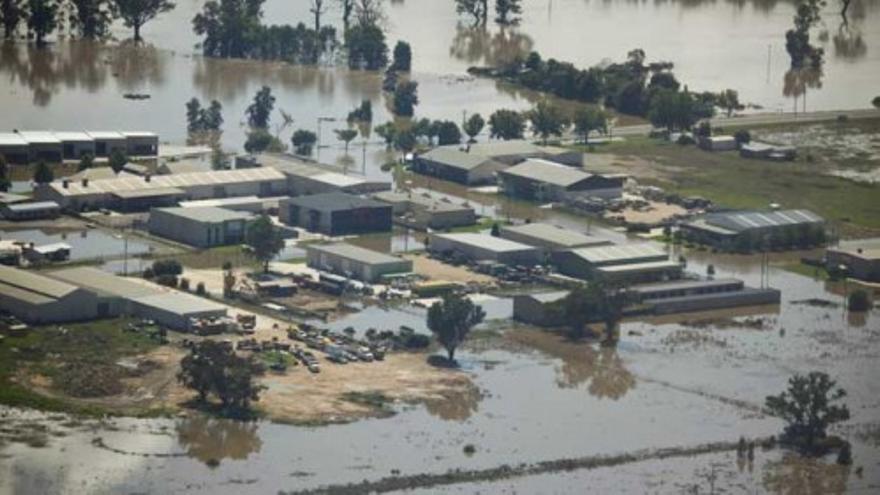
[734, 129, 751, 145]
[847, 290, 870, 312]
[142, 267, 155, 279]
[156, 274, 179, 288]
[179, 278, 191, 291]
[152, 259, 183, 277]
[196, 282, 206, 295]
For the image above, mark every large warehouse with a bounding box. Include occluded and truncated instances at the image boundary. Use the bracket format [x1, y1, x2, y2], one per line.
[279, 192, 392, 236]
[498, 159, 624, 202]
[0, 265, 100, 323]
[428, 233, 540, 265]
[0, 130, 158, 164]
[512, 291, 569, 327]
[554, 243, 682, 283]
[240, 154, 390, 195]
[148, 207, 253, 248]
[35, 167, 288, 211]
[412, 147, 509, 185]
[499, 223, 612, 254]
[306, 242, 413, 283]
[372, 189, 476, 230]
[680, 209, 825, 251]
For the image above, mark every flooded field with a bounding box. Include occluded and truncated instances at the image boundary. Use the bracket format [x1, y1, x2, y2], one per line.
[1, 228, 156, 261]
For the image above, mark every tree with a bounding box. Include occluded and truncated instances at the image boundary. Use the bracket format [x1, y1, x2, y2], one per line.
[374, 122, 396, 148]
[489, 222, 500, 236]
[393, 129, 416, 153]
[337, 0, 354, 31]
[392, 80, 418, 117]
[734, 129, 751, 145]
[785, 0, 825, 69]
[847, 290, 870, 312]
[77, 153, 94, 172]
[528, 100, 569, 145]
[435, 120, 462, 146]
[488, 109, 525, 140]
[347, 99, 373, 124]
[33, 161, 54, 184]
[178, 340, 264, 415]
[463, 113, 485, 143]
[187, 98, 224, 133]
[291, 129, 318, 156]
[1, 0, 27, 39]
[648, 89, 696, 131]
[28, 0, 59, 46]
[391, 40, 411, 72]
[0, 155, 10, 192]
[873, 96, 880, 109]
[335, 128, 358, 152]
[115, 0, 175, 41]
[455, 0, 488, 26]
[427, 292, 485, 362]
[309, 0, 325, 31]
[717, 89, 743, 117]
[353, 0, 383, 27]
[109, 149, 128, 174]
[246, 214, 283, 273]
[494, 0, 521, 25]
[345, 21, 387, 70]
[243, 129, 280, 153]
[68, 0, 117, 39]
[246, 85, 274, 129]
[765, 371, 850, 453]
[192, 0, 265, 58]
[211, 147, 230, 170]
[572, 107, 607, 144]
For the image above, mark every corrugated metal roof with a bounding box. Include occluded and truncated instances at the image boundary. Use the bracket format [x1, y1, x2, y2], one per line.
[179, 196, 262, 208]
[112, 187, 186, 199]
[705, 209, 823, 233]
[285, 192, 387, 212]
[418, 147, 500, 171]
[568, 243, 667, 264]
[501, 223, 606, 248]
[5, 201, 60, 212]
[0, 265, 78, 301]
[501, 159, 593, 187]
[433, 233, 536, 252]
[86, 131, 126, 140]
[52, 167, 285, 196]
[133, 292, 226, 315]
[48, 267, 161, 299]
[53, 132, 94, 142]
[17, 131, 62, 144]
[596, 260, 681, 272]
[307, 242, 405, 265]
[67, 168, 130, 181]
[631, 278, 742, 293]
[467, 140, 547, 157]
[0, 133, 29, 146]
[159, 160, 209, 175]
[152, 206, 252, 223]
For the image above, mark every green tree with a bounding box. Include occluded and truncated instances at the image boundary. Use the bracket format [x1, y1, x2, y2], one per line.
[847, 290, 870, 312]
[246, 214, 283, 273]
[33, 161, 54, 184]
[337, 0, 354, 31]
[116, 0, 175, 41]
[28, 0, 59, 45]
[488, 109, 525, 140]
[392, 80, 419, 117]
[489, 222, 500, 236]
[109, 149, 128, 174]
[435, 120, 462, 146]
[77, 153, 94, 172]
[291, 129, 318, 156]
[347, 99, 373, 124]
[1, 0, 27, 39]
[0, 155, 10, 192]
[494, 0, 521, 25]
[648, 89, 696, 131]
[244, 128, 284, 153]
[334, 128, 358, 152]
[192, 0, 265, 58]
[393, 129, 416, 153]
[186, 98, 203, 132]
[717, 89, 743, 117]
[463, 113, 485, 143]
[528, 100, 569, 144]
[211, 147, 230, 170]
[345, 21, 387, 70]
[374, 122, 397, 148]
[246, 85, 274, 129]
[572, 107, 607, 144]
[69, 0, 117, 39]
[391, 40, 411, 71]
[427, 292, 486, 362]
[872, 96, 880, 109]
[178, 340, 264, 415]
[765, 371, 850, 453]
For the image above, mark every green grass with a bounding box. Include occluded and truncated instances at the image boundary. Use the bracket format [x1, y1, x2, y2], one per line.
[780, 261, 831, 281]
[151, 245, 260, 270]
[0, 318, 159, 416]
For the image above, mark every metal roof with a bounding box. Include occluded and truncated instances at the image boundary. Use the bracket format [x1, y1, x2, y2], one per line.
[67, 168, 129, 181]
[159, 160, 209, 175]
[120, 131, 158, 139]
[631, 278, 742, 293]
[500, 222, 607, 248]
[373, 190, 473, 212]
[568, 243, 667, 264]
[132, 292, 226, 315]
[53, 132, 94, 142]
[285, 192, 388, 212]
[307, 242, 405, 265]
[0, 265, 78, 303]
[17, 131, 62, 144]
[500, 159, 593, 187]
[596, 260, 681, 273]
[112, 187, 186, 199]
[179, 196, 262, 208]
[433, 233, 536, 252]
[151, 206, 253, 223]
[86, 131, 126, 140]
[48, 267, 161, 299]
[4, 201, 60, 212]
[524, 291, 569, 303]
[467, 140, 549, 157]
[418, 147, 502, 171]
[310, 172, 363, 187]
[0, 192, 29, 205]
[51, 167, 285, 197]
[31, 242, 71, 254]
[704, 209, 823, 233]
[0, 133, 29, 146]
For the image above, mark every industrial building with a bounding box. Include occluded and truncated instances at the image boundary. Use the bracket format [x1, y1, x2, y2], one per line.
[240, 154, 390, 195]
[825, 246, 880, 282]
[372, 189, 476, 230]
[54, 132, 96, 160]
[279, 192, 392, 236]
[0, 201, 61, 221]
[680, 209, 825, 251]
[512, 291, 568, 327]
[498, 159, 624, 202]
[148, 207, 253, 248]
[158, 160, 208, 175]
[428, 233, 540, 265]
[306, 242, 413, 283]
[554, 243, 681, 283]
[0, 131, 158, 164]
[36, 167, 288, 212]
[0, 265, 100, 323]
[632, 278, 781, 314]
[412, 147, 508, 185]
[179, 196, 284, 214]
[499, 223, 611, 254]
[465, 140, 564, 165]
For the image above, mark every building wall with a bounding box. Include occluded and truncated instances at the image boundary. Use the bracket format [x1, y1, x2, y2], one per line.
[0, 145, 29, 164]
[512, 295, 565, 327]
[307, 249, 412, 282]
[826, 250, 880, 282]
[0, 205, 60, 221]
[597, 265, 683, 285]
[429, 236, 539, 265]
[414, 208, 476, 230]
[28, 143, 63, 163]
[650, 288, 780, 315]
[149, 210, 248, 248]
[0, 290, 98, 324]
[129, 300, 225, 330]
[62, 141, 96, 160]
[412, 159, 472, 185]
[93, 138, 127, 157]
[125, 136, 159, 156]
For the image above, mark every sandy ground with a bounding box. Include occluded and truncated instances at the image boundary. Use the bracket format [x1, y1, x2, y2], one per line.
[403, 254, 494, 284]
[607, 201, 688, 225]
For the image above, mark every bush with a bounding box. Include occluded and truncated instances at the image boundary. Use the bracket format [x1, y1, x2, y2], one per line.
[156, 274, 178, 288]
[196, 282, 206, 295]
[179, 278, 191, 291]
[152, 259, 183, 277]
[837, 442, 853, 465]
[734, 129, 751, 145]
[402, 333, 430, 350]
[142, 267, 155, 279]
[848, 290, 870, 312]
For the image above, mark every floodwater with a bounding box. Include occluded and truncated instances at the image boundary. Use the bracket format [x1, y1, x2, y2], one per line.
[2, 0, 879, 178]
[0, 228, 154, 261]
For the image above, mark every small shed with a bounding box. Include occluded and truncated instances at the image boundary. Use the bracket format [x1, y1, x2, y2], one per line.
[0, 201, 61, 221]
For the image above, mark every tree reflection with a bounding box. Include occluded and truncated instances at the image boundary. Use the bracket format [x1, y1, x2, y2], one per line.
[176, 416, 263, 467]
[832, 0, 868, 62]
[557, 345, 636, 400]
[449, 24, 533, 67]
[762, 452, 849, 495]
[423, 382, 481, 421]
[782, 66, 823, 114]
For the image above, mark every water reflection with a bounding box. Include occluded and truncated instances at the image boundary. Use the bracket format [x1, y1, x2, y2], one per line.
[449, 24, 533, 67]
[782, 66, 824, 114]
[762, 452, 850, 495]
[176, 416, 262, 467]
[423, 382, 481, 421]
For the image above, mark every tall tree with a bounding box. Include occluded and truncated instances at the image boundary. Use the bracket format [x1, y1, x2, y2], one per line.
[716, 89, 743, 118]
[391, 40, 411, 71]
[463, 113, 484, 143]
[455, 0, 487, 26]
[68, 0, 117, 39]
[572, 107, 608, 144]
[33, 161, 54, 184]
[28, 0, 59, 46]
[109, 149, 128, 174]
[528, 100, 569, 144]
[648, 89, 696, 131]
[245, 85, 274, 129]
[488, 109, 525, 140]
[178, 340, 264, 415]
[345, 21, 387, 70]
[0, 155, 10, 192]
[427, 292, 486, 363]
[192, 0, 265, 58]
[1, 0, 27, 39]
[494, 0, 521, 25]
[115, 0, 175, 41]
[353, 0, 382, 27]
[309, 0, 325, 31]
[246, 214, 284, 273]
[374, 122, 396, 148]
[334, 128, 358, 152]
[337, 0, 354, 31]
[186, 97, 204, 132]
[77, 153, 94, 172]
[765, 371, 850, 453]
[392, 80, 418, 117]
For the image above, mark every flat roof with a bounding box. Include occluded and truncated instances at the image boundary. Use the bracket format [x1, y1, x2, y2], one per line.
[152, 206, 253, 223]
[467, 140, 551, 157]
[704, 209, 823, 233]
[307, 242, 405, 265]
[500, 159, 593, 187]
[373, 190, 473, 212]
[112, 187, 186, 199]
[597, 260, 682, 273]
[53, 132, 94, 142]
[285, 192, 387, 212]
[310, 172, 364, 187]
[159, 160, 209, 174]
[67, 168, 129, 181]
[48, 267, 161, 299]
[523, 291, 569, 303]
[133, 292, 226, 316]
[120, 131, 158, 139]
[631, 278, 742, 293]
[418, 147, 501, 171]
[433, 233, 536, 252]
[0, 192, 30, 204]
[86, 131, 126, 140]
[568, 243, 667, 264]
[828, 246, 880, 261]
[4, 201, 60, 212]
[52, 167, 285, 197]
[17, 131, 62, 144]
[0, 133, 29, 146]
[0, 265, 78, 303]
[179, 196, 262, 208]
[501, 222, 607, 248]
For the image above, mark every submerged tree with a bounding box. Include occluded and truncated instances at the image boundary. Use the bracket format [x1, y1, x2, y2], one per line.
[463, 113, 485, 143]
[115, 0, 176, 41]
[494, 0, 521, 25]
[334, 128, 358, 152]
[291, 129, 318, 156]
[245, 214, 284, 273]
[345, 21, 387, 70]
[435, 120, 461, 146]
[192, 0, 265, 58]
[68, 0, 117, 39]
[765, 371, 850, 453]
[455, 0, 488, 26]
[1, 0, 28, 39]
[391, 40, 411, 71]
[392, 80, 418, 117]
[427, 292, 486, 363]
[28, 0, 59, 46]
[245, 85, 275, 129]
